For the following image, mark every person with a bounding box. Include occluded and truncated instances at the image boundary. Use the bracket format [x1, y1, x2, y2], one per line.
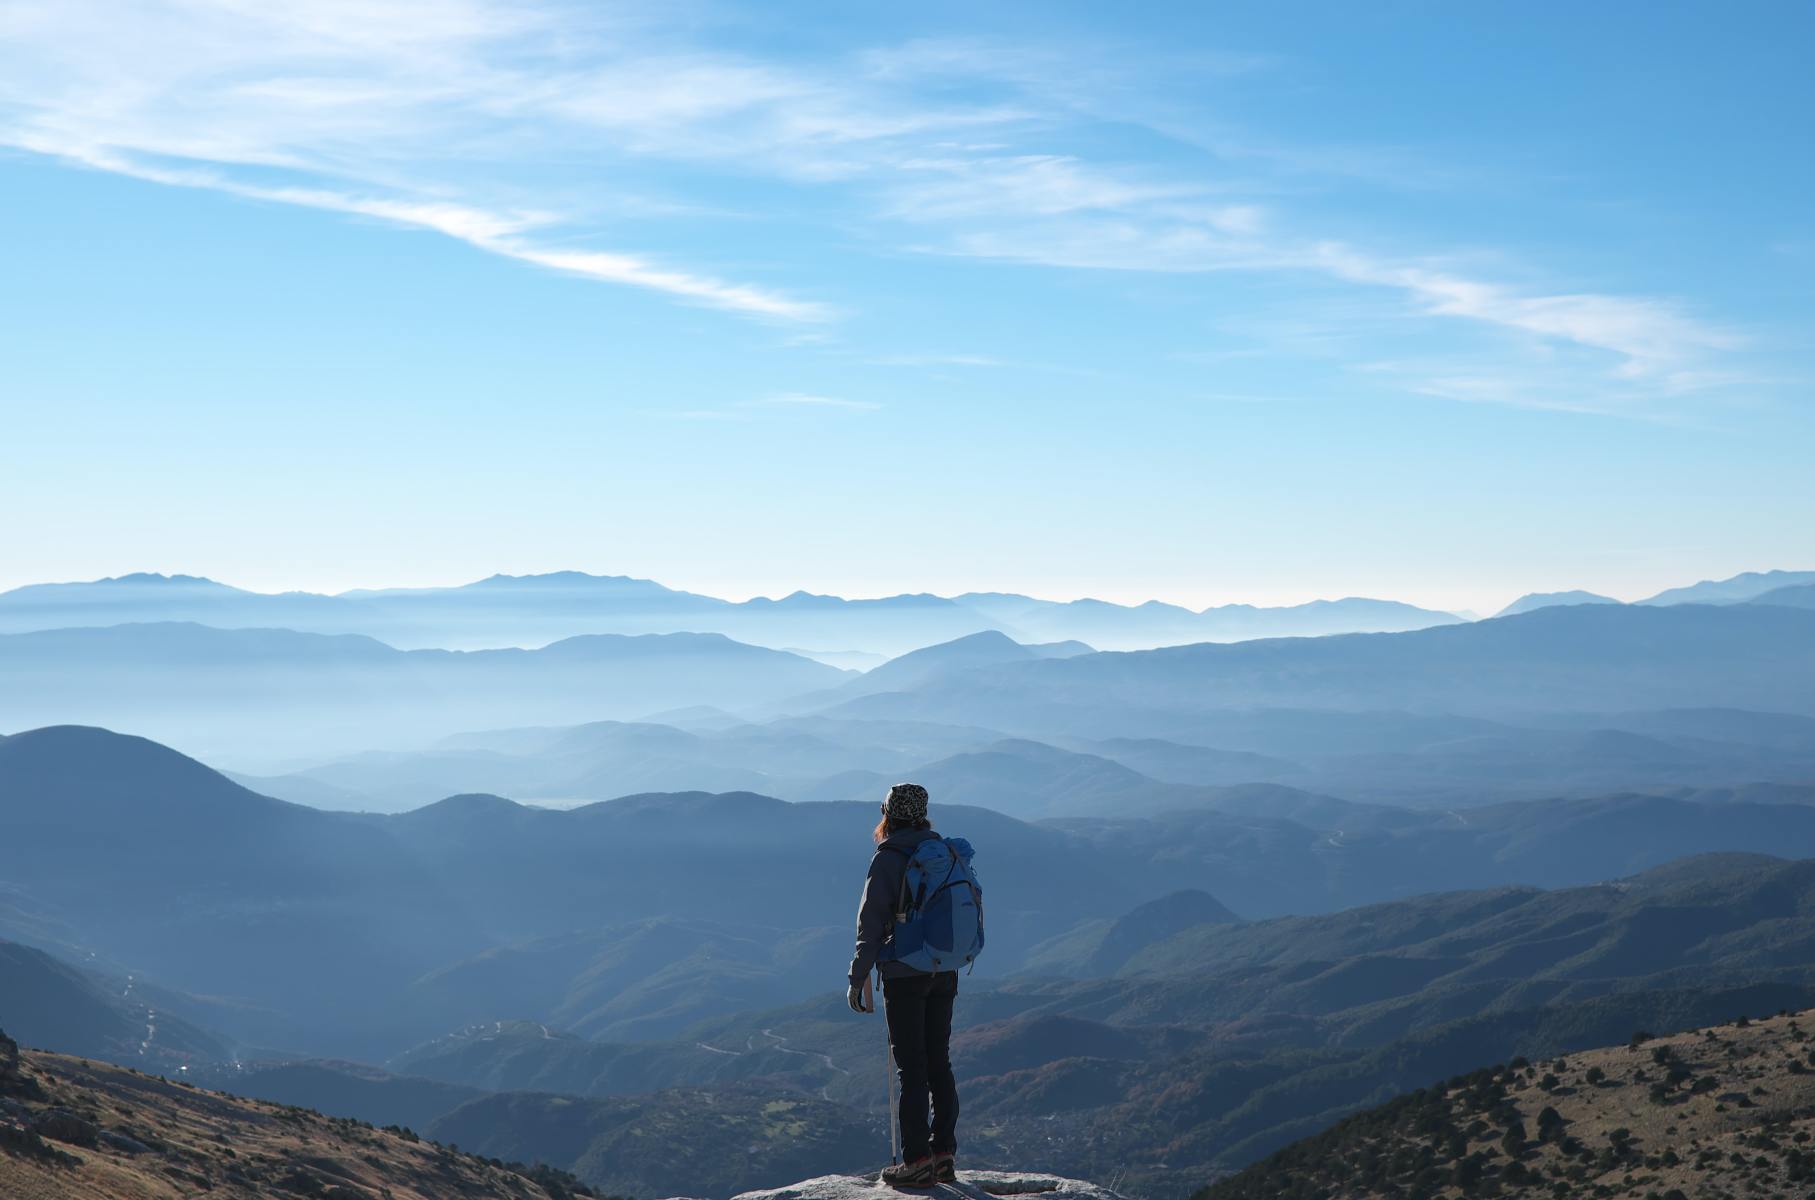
[849, 782, 964, 1188]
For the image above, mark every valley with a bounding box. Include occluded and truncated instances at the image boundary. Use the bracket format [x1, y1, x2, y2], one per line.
[5, 568, 1815, 1197]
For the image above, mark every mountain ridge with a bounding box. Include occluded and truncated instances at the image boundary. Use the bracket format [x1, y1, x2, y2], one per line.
[0, 570, 1462, 654]
[0, 622, 849, 760]
[820, 602, 1815, 730]
[1495, 589, 1620, 617]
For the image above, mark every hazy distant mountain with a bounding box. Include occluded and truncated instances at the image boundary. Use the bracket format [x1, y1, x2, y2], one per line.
[13, 567, 1815, 670]
[1494, 589, 1620, 617]
[792, 737, 1219, 818]
[1526, 706, 1815, 750]
[0, 572, 338, 627]
[829, 630, 1093, 700]
[0, 622, 848, 762]
[1299, 719, 1815, 807]
[781, 647, 890, 671]
[1638, 567, 1815, 606]
[277, 713, 942, 811]
[954, 592, 1463, 649]
[276, 727, 777, 812]
[223, 768, 381, 810]
[1752, 581, 1815, 609]
[270, 708, 1036, 812]
[346, 700, 1815, 818]
[823, 604, 1815, 734]
[1059, 736, 1305, 786]
[0, 570, 1463, 655]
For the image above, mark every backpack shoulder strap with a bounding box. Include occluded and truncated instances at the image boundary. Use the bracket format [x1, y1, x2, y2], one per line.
[882, 838, 930, 921]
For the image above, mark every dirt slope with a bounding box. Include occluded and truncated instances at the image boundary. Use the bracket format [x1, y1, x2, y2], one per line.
[0, 1030, 590, 1200]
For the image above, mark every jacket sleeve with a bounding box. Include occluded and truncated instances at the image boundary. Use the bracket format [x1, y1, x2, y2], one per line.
[849, 847, 902, 984]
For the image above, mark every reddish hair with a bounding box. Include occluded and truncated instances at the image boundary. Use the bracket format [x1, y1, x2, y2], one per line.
[874, 812, 932, 845]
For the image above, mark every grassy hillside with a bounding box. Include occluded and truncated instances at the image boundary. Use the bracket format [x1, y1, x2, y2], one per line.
[0, 1028, 593, 1199]
[1199, 1008, 1815, 1199]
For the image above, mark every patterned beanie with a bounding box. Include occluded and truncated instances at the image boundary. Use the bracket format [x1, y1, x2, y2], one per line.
[884, 782, 930, 823]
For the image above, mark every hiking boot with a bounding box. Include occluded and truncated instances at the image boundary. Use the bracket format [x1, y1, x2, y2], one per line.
[881, 1157, 936, 1189]
[934, 1152, 956, 1183]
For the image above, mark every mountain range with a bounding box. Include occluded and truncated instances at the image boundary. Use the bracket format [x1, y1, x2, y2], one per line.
[3, 566, 1804, 661]
[17, 715, 1815, 1196]
[0, 725, 1214, 1055]
[9, 594, 1810, 782]
[256, 696, 1815, 815]
[5, 570, 1815, 771]
[822, 604, 1815, 737]
[0, 570, 1462, 655]
[1494, 589, 1619, 617]
[1638, 568, 1815, 606]
[4, 566, 1815, 1198]
[150, 854, 1815, 1198]
[12, 723, 1815, 1059]
[0, 622, 848, 761]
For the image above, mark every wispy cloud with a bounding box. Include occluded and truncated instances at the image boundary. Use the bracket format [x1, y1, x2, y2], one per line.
[38, 142, 828, 321]
[935, 208, 1738, 393]
[1306, 242, 1742, 386]
[0, 1, 841, 321]
[0, 0, 1752, 400]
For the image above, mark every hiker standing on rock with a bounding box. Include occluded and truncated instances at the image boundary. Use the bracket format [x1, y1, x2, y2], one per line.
[849, 782, 985, 1189]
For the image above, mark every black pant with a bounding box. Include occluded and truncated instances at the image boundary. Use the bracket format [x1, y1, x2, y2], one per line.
[883, 970, 959, 1162]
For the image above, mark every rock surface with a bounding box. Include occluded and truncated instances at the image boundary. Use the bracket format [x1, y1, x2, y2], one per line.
[31, 1107, 98, 1146]
[732, 1170, 1126, 1200]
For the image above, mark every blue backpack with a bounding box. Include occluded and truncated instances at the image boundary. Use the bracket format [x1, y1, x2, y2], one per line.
[881, 836, 985, 973]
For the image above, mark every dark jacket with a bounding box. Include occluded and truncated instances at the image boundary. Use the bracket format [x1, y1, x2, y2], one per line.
[849, 827, 942, 984]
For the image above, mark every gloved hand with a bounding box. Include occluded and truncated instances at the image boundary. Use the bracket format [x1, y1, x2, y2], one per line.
[848, 981, 870, 1013]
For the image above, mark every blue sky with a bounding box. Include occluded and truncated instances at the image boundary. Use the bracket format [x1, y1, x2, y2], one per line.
[1, 1, 1810, 613]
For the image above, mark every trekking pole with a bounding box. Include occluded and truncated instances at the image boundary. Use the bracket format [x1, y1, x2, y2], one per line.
[876, 970, 899, 1165]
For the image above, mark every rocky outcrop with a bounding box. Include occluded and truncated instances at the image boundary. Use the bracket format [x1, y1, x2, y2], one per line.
[732, 1171, 1127, 1200]
[31, 1107, 98, 1147]
[0, 1028, 41, 1103]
